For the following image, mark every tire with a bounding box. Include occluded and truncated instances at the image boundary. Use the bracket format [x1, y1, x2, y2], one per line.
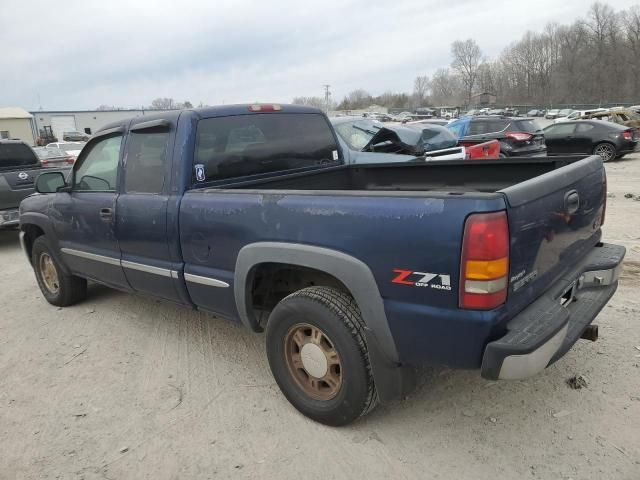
[32, 236, 87, 307]
[266, 286, 378, 426]
[593, 142, 616, 162]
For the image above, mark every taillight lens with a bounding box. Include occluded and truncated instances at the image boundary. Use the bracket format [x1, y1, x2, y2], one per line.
[460, 211, 509, 310]
[41, 159, 49, 165]
[622, 130, 632, 140]
[65, 156, 75, 164]
[505, 132, 533, 141]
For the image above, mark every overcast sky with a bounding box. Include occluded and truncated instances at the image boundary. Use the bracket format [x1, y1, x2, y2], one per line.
[1, 0, 638, 110]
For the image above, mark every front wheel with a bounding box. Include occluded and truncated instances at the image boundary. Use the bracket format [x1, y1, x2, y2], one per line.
[32, 236, 87, 307]
[593, 142, 616, 162]
[266, 286, 377, 426]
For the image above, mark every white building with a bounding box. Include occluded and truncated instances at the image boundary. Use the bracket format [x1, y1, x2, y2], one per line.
[30, 109, 174, 143]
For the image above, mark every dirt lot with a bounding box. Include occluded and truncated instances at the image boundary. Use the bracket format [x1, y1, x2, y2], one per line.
[1, 154, 640, 480]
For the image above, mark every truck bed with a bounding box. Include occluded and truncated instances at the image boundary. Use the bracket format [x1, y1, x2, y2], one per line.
[199, 156, 584, 195]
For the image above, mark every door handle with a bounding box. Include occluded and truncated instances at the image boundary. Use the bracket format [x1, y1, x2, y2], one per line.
[99, 208, 113, 219]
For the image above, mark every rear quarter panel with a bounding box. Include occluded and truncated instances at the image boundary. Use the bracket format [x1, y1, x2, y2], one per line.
[180, 190, 506, 366]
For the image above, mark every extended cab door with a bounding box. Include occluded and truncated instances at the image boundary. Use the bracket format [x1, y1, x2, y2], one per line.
[51, 129, 129, 289]
[115, 119, 186, 303]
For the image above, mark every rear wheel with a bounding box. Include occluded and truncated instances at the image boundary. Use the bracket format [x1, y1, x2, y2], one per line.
[593, 142, 616, 162]
[266, 286, 377, 426]
[32, 236, 87, 307]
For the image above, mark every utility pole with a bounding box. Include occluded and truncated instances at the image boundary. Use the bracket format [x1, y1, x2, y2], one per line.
[323, 84, 331, 113]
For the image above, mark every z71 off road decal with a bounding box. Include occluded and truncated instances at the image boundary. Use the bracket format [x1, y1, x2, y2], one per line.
[392, 269, 452, 291]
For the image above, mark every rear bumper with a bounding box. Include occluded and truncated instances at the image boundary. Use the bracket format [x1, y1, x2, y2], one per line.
[481, 243, 625, 380]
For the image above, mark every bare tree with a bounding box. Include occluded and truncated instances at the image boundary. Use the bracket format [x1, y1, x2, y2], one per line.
[292, 96, 327, 109]
[149, 97, 176, 110]
[450, 39, 482, 106]
[413, 75, 430, 105]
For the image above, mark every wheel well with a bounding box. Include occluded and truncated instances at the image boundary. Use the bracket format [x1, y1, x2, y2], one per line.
[20, 224, 45, 263]
[248, 263, 350, 329]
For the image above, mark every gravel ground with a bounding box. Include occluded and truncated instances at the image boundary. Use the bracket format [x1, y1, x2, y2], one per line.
[1, 153, 639, 480]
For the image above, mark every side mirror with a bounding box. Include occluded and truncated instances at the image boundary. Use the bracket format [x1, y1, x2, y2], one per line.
[35, 171, 67, 193]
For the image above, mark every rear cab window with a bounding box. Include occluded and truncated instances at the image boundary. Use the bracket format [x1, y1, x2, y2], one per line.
[193, 113, 340, 183]
[468, 119, 509, 136]
[0, 143, 39, 170]
[512, 119, 542, 133]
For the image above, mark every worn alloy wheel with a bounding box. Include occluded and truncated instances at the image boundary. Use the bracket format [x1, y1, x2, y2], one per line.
[266, 286, 378, 426]
[593, 142, 616, 162]
[31, 235, 87, 307]
[284, 323, 342, 400]
[39, 253, 60, 294]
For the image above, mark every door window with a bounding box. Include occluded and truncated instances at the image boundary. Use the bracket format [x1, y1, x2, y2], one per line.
[74, 135, 122, 191]
[545, 123, 576, 136]
[124, 131, 169, 194]
[575, 123, 595, 133]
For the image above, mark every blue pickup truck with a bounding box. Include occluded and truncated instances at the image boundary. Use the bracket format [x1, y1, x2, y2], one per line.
[20, 104, 624, 426]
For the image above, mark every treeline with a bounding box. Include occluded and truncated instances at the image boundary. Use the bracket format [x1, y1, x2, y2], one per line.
[297, 2, 640, 110]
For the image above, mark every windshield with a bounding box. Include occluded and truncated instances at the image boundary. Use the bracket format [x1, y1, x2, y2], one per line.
[420, 127, 458, 151]
[333, 120, 383, 150]
[34, 147, 67, 159]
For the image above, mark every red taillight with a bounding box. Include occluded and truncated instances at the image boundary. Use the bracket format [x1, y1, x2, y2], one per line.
[459, 211, 509, 310]
[41, 159, 49, 165]
[505, 132, 533, 142]
[65, 156, 75, 164]
[248, 104, 282, 112]
[622, 130, 632, 140]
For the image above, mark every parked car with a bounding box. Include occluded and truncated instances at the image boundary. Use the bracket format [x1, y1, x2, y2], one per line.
[554, 108, 608, 123]
[543, 120, 638, 161]
[583, 109, 640, 131]
[557, 109, 574, 119]
[62, 131, 90, 142]
[527, 109, 543, 117]
[331, 117, 466, 162]
[45, 142, 86, 159]
[21, 104, 624, 426]
[33, 147, 76, 167]
[0, 140, 70, 229]
[446, 116, 546, 157]
[545, 109, 561, 119]
[488, 108, 505, 116]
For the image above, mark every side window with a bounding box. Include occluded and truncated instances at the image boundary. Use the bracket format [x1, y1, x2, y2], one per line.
[575, 123, 595, 133]
[74, 135, 122, 192]
[546, 123, 576, 136]
[124, 131, 169, 194]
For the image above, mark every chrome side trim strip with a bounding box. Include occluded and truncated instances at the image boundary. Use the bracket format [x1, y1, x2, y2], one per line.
[184, 273, 230, 288]
[61, 247, 121, 266]
[121, 260, 174, 278]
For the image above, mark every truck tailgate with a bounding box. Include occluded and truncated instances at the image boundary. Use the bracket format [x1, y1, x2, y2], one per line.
[500, 155, 606, 313]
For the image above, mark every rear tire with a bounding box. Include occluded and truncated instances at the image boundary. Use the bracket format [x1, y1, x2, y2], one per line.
[266, 286, 378, 426]
[32, 236, 87, 307]
[593, 142, 616, 162]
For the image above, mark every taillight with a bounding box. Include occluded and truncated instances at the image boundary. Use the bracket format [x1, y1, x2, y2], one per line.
[248, 104, 282, 112]
[460, 211, 509, 310]
[505, 132, 533, 141]
[41, 159, 49, 165]
[622, 130, 632, 140]
[65, 156, 75, 164]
